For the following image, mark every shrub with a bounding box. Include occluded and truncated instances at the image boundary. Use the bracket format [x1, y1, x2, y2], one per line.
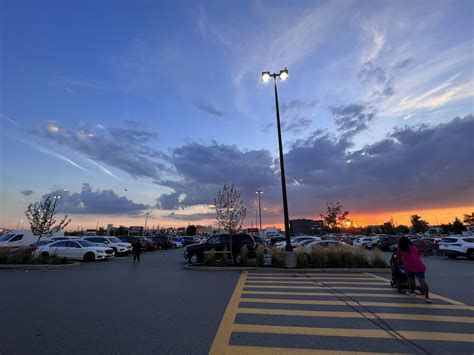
[349, 247, 370, 268]
[204, 248, 217, 266]
[326, 245, 344, 268]
[271, 246, 284, 268]
[256, 244, 265, 267]
[239, 245, 249, 266]
[219, 246, 230, 266]
[296, 246, 308, 268]
[0, 248, 68, 265]
[311, 244, 326, 268]
[371, 248, 388, 268]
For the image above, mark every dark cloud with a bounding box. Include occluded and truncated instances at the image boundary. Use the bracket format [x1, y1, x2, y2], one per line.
[280, 100, 318, 115]
[358, 61, 396, 98]
[166, 212, 216, 221]
[156, 115, 474, 221]
[393, 58, 413, 71]
[46, 183, 148, 215]
[282, 116, 312, 135]
[196, 103, 224, 117]
[330, 104, 376, 136]
[35, 121, 169, 180]
[20, 190, 34, 196]
[156, 141, 278, 209]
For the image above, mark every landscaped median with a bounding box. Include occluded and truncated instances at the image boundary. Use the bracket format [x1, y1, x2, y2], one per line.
[0, 248, 77, 268]
[187, 244, 389, 270]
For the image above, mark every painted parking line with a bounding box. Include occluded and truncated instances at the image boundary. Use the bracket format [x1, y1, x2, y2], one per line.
[210, 271, 474, 354]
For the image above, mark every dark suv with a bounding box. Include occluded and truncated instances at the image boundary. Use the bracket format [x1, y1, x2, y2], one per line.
[148, 236, 172, 250]
[376, 235, 401, 251]
[184, 234, 256, 264]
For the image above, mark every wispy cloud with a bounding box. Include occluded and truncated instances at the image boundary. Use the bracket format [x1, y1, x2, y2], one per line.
[196, 103, 225, 118]
[20, 190, 34, 196]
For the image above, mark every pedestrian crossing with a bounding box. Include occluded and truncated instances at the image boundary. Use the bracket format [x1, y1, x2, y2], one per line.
[209, 271, 474, 354]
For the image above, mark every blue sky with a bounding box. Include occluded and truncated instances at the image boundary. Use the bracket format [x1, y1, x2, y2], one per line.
[1, 0, 473, 229]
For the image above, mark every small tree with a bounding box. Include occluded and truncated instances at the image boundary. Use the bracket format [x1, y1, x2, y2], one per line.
[25, 194, 71, 252]
[394, 224, 410, 234]
[320, 202, 349, 232]
[215, 184, 247, 262]
[452, 217, 466, 234]
[410, 215, 429, 234]
[186, 225, 197, 236]
[462, 213, 474, 226]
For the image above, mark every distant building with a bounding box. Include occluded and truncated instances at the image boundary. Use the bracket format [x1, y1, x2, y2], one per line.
[106, 224, 114, 236]
[85, 229, 97, 236]
[196, 225, 204, 235]
[129, 226, 143, 236]
[290, 219, 324, 235]
[177, 227, 186, 236]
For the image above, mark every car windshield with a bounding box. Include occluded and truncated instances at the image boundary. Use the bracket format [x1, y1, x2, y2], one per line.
[0, 233, 16, 241]
[77, 240, 95, 247]
[108, 237, 122, 243]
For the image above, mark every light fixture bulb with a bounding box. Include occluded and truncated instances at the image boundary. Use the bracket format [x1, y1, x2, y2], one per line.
[279, 68, 288, 80]
[261, 71, 271, 82]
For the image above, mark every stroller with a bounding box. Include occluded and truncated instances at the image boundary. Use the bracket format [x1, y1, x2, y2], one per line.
[389, 253, 424, 294]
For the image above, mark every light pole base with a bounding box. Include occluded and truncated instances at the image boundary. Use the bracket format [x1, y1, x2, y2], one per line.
[283, 251, 297, 268]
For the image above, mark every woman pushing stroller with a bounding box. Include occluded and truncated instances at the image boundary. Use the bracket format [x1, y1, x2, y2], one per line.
[396, 236, 432, 303]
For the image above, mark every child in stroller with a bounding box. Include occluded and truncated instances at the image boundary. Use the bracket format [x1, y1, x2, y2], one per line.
[390, 253, 424, 294]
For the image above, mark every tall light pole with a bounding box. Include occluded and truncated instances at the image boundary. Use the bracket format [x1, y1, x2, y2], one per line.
[255, 210, 258, 229]
[95, 218, 100, 232]
[144, 212, 150, 236]
[261, 68, 292, 252]
[256, 190, 263, 231]
[16, 219, 23, 229]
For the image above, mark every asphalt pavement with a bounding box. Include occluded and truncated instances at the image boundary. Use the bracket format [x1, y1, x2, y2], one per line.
[0, 249, 472, 354]
[0, 249, 240, 355]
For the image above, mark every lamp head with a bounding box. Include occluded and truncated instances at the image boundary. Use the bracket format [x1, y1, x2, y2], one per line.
[279, 68, 288, 80]
[261, 71, 271, 82]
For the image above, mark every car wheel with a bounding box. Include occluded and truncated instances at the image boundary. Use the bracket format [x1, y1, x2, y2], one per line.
[235, 254, 242, 265]
[467, 250, 474, 260]
[40, 252, 50, 258]
[83, 252, 95, 262]
[447, 254, 457, 259]
[189, 254, 199, 264]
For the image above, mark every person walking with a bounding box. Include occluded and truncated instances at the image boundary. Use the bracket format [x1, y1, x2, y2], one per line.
[396, 236, 431, 303]
[132, 239, 141, 263]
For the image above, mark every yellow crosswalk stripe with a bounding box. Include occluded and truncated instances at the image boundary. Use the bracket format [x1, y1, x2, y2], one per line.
[243, 291, 456, 307]
[247, 272, 374, 277]
[223, 345, 400, 354]
[246, 276, 378, 280]
[245, 280, 387, 285]
[240, 297, 474, 310]
[367, 273, 467, 306]
[241, 290, 446, 301]
[237, 307, 474, 323]
[232, 324, 474, 343]
[244, 285, 391, 290]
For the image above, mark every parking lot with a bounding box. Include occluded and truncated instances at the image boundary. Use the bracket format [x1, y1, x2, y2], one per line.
[0, 249, 472, 354]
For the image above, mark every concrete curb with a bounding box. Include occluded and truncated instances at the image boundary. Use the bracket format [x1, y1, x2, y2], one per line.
[0, 261, 80, 270]
[183, 264, 389, 273]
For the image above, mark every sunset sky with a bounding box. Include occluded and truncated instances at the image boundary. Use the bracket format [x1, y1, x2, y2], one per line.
[1, 0, 473, 230]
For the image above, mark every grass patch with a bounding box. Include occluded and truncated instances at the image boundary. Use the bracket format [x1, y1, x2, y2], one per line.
[271, 246, 284, 268]
[204, 248, 217, 266]
[256, 244, 265, 267]
[371, 248, 388, 268]
[0, 248, 68, 265]
[296, 246, 309, 268]
[238, 245, 249, 266]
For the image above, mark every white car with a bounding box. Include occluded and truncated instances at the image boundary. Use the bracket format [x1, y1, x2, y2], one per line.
[83, 236, 131, 254]
[35, 240, 114, 261]
[275, 236, 320, 249]
[439, 236, 474, 259]
[353, 237, 378, 249]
